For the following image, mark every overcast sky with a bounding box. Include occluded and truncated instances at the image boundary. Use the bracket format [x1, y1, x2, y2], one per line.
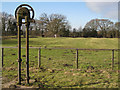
[1, 1, 119, 29]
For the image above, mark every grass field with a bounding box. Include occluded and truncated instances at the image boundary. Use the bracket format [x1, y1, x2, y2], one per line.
[2, 36, 118, 49]
[2, 36, 119, 88]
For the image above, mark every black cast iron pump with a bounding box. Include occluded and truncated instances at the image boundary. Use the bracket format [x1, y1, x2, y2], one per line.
[15, 4, 35, 84]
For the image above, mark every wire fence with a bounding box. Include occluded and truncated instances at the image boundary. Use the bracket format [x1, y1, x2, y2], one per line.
[1, 47, 119, 70]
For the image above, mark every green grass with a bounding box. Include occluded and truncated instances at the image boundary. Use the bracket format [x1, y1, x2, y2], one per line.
[2, 36, 118, 49]
[2, 37, 119, 88]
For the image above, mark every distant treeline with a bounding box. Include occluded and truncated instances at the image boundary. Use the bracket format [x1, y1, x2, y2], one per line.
[1, 12, 120, 38]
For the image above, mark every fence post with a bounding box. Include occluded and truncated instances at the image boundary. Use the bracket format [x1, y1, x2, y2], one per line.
[2, 48, 4, 67]
[76, 49, 78, 69]
[38, 48, 41, 68]
[112, 49, 114, 70]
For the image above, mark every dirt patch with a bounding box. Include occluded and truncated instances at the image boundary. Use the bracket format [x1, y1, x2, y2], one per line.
[6, 67, 17, 71]
[35, 56, 37, 58]
[63, 64, 73, 67]
[2, 78, 17, 88]
[48, 58, 52, 60]
[22, 55, 26, 57]
[47, 69, 55, 73]
[11, 54, 16, 55]
[87, 66, 95, 70]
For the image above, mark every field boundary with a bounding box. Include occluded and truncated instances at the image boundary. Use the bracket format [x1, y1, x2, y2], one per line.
[1, 46, 119, 51]
[1, 47, 119, 70]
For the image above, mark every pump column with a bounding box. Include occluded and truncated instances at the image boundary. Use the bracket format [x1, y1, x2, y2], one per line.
[17, 15, 22, 85]
[25, 16, 30, 84]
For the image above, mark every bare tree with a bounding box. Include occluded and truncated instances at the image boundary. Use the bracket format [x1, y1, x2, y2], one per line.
[84, 19, 114, 37]
[39, 13, 71, 37]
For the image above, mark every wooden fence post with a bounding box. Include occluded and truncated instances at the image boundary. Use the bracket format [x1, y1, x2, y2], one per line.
[2, 48, 4, 67]
[38, 48, 41, 68]
[76, 49, 78, 69]
[112, 49, 114, 70]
